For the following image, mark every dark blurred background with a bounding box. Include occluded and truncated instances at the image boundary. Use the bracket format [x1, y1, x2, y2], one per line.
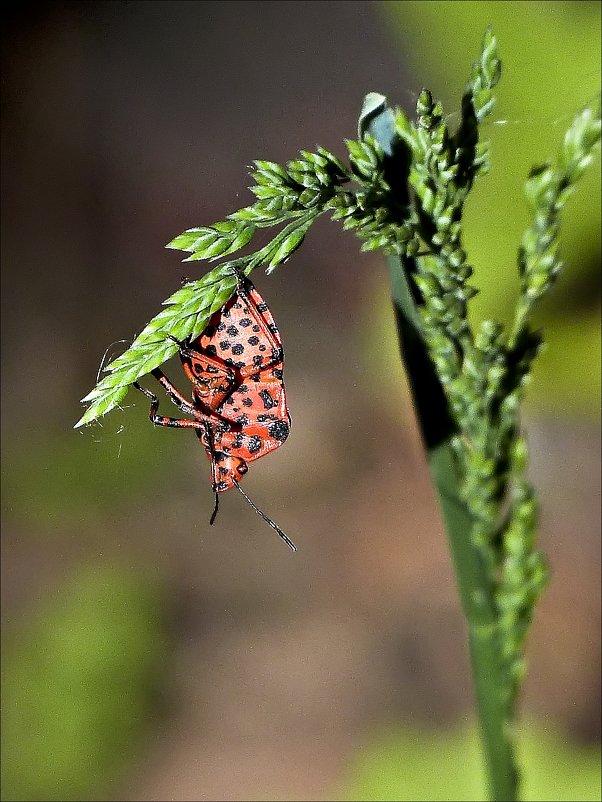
[2, 2, 600, 800]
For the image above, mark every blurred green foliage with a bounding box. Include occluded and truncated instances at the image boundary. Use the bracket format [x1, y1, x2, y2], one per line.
[1, 565, 168, 801]
[341, 722, 602, 801]
[2, 400, 183, 530]
[370, 0, 601, 417]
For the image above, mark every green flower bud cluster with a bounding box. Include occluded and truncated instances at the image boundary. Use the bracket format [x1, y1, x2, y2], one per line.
[407, 87, 482, 369]
[167, 148, 350, 265]
[323, 136, 420, 256]
[514, 97, 601, 340]
[452, 25, 501, 189]
[376, 29, 600, 715]
[467, 26, 502, 123]
[249, 148, 349, 212]
[497, 468, 549, 702]
[487, 98, 599, 691]
[394, 49, 597, 711]
[453, 323, 509, 555]
[415, 244, 548, 692]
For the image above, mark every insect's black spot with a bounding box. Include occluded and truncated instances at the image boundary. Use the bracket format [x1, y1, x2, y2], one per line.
[242, 397, 253, 407]
[219, 340, 230, 351]
[233, 434, 244, 449]
[240, 318, 252, 328]
[226, 325, 239, 336]
[259, 345, 267, 352]
[256, 303, 268, 313]
[257, 413, 277, 423]
[253, 354, 263, 367]
[249, 372, 260, 381]
[237, 462, 248, 474]
[216, 421, 230, 433]
[252, 325, 260, 333]
[233, 407, 240, 413]
[268, 323, 278, 334]
[194, 364, 205, 375]
[206, 345, 217, 356]
[236, 414, 249, 427]
[216, 480, 228, 491]
[247, 435, 262, 454]
[259, 389, 275, 409]
[269, 419, 289, 442]
[217, 322, 226, 332]
[272, 368, 283, 380]
[219, 467, 228, 476]
[231, 343, 244, 356]
[238, 384, 248, 394]
[234, 360, 245, 369]
[206, 365, 218, 374]
[224, 357, 234, 367]
[215, 451, 226, 463]
[248, 335, 260, 346]
[225, 397, 235, 405]
[233, 302, 242, 310]
[222, 309, 231, 319]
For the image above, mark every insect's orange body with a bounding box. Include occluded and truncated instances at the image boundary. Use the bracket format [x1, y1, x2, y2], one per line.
[182, 282, 290, 490]
[134, 274, 295, 549]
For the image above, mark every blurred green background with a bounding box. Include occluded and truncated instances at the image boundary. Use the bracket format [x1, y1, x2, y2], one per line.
[2, 2, 600, 800]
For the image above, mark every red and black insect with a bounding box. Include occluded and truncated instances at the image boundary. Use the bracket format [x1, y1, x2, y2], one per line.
[134, 272, 295, 550]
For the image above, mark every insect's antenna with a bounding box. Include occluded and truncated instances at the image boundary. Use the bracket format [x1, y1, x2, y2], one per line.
[209, 490, 220, 526]
[232, 479, 297, 552]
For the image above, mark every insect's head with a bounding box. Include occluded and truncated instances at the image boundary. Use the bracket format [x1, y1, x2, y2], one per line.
[211, 452, 248, 490]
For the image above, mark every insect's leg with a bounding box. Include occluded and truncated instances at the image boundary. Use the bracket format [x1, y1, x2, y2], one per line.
[199, 420, 222, 525]
[209, 491, 220, 525]
[149, 368, 202, 418]
[133, 382, 206, 430]
[192, 401, 245, 433]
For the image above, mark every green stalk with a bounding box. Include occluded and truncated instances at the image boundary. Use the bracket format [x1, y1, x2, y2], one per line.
[388, 253, 518, 801]
[365, 74, 520, 793]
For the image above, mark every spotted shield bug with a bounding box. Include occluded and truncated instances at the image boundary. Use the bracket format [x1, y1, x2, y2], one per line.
[134, 272, 295, 550]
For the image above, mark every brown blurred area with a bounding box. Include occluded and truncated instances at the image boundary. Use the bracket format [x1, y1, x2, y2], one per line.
[2, 2, 600, 800]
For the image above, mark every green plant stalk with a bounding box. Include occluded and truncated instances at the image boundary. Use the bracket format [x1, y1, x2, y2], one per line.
[366, 68, 521, 795]
[388, 253, 518, 801]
